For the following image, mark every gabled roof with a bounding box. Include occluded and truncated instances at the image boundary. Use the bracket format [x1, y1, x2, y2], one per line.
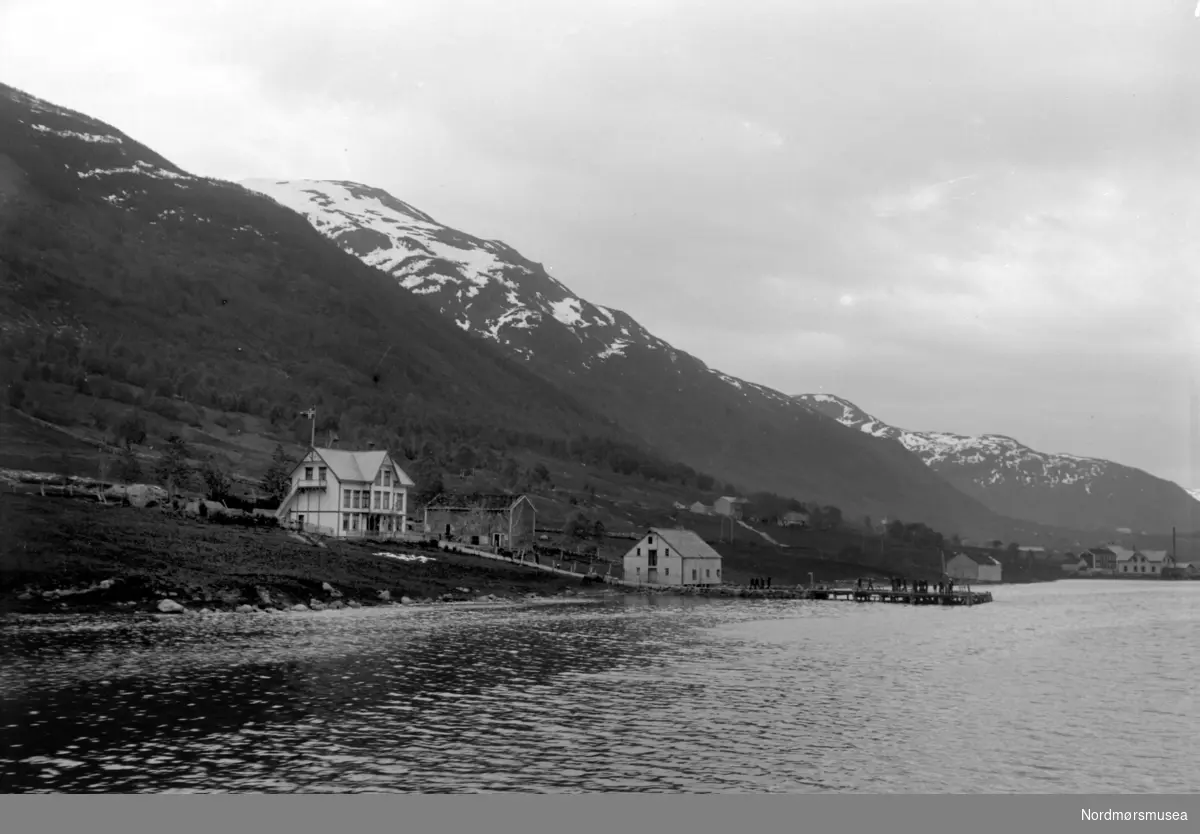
[1108, 545, 1138, 561]
[425, 492, 527, 512]
[1140, 549, 1171, 563]
[950, 551, 1002, 567]
[1083, 547, 1116, 557]
[647, 527, 722, 561]
[300, 448, 415, 486]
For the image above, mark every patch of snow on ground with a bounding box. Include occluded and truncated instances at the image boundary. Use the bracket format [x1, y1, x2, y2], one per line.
[373, 551, 436, 564]
[77, 161, 193, 181]
[31, 124, 122, 143]
[597, 339, 631, 359]
[549, 297, 584, 327]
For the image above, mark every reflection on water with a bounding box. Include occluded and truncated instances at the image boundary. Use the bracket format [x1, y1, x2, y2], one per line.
[1, 583, 1197, 793]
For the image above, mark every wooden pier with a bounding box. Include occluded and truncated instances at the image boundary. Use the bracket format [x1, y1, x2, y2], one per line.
[813, 587, 993, 606]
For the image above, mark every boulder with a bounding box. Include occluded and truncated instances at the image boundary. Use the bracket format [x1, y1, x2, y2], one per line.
[157, 599, 185, 614]
[256, 587, 272, 606]
[321, 582, 343, 598]
[377, 590, 391, 602]
[347, 600, 362, 609]
[17, 592, 32, 601]
[235, 604, 256, 613]
[309, 599, 327, 611]
[400, 596, 415, 605]
[328, 600, 345, 610]
[98, 579, 115, 590]
[290, 603, 310, 612]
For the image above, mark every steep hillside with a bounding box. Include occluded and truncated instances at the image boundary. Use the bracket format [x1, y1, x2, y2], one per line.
[794, 394, 1200, 534]
[0, 84, 698, 490]
[239, 179, 1026, 538]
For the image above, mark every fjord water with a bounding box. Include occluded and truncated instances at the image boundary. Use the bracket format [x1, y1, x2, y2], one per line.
[2, 582, 1196, 793]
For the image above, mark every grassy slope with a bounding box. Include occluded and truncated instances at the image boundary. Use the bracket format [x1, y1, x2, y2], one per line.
[0, 493, 592, 614]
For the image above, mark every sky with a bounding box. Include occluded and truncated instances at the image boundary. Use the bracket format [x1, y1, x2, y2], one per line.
[2, 0, 1199, 488]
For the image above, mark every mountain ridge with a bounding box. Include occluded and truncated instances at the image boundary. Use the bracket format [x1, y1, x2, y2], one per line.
[793, 394, 1199, 534]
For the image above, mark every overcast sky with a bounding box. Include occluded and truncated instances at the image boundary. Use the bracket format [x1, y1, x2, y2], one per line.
[3, 0, 1199, 488]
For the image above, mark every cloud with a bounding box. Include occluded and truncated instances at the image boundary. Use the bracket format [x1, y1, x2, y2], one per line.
[1, 0, 1197, 486]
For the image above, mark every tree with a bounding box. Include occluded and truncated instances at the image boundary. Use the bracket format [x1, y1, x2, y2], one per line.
[592, 519, 606, 539]
[115, 410, 147, 448]
[565, 511, 591, 539]
[991, 539, 1003, 550]
[156, 436, 193, 499]
[201, 459, 233, 502]
[113, 447, 142, 485]
[262, 443, 294, 502]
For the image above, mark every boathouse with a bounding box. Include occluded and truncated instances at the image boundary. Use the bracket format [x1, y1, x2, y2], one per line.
[275, 447, 415, 539]
[945, 552, 1003, 583]
[422, 492, 537, 551]
[623, 527, 722, 587]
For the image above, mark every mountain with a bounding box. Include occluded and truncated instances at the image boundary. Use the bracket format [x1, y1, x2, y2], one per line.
[794, 394, 1200, 534]
[238, 179, 1039, 538]
[0, 83, 692, 483]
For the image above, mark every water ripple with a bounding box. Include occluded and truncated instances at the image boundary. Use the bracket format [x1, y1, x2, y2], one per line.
[1, 583, 1197, 793]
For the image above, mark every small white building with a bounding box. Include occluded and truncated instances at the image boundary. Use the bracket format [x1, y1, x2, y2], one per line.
[275, 446, 415, 539]
[713, 496, 748, 518]
[945, 552, 1003, 583]
[623, 527, 723, 587]
[689, 501, 712, 515]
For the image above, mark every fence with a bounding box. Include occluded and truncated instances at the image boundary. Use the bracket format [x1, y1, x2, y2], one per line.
[436, 541, 612, 580]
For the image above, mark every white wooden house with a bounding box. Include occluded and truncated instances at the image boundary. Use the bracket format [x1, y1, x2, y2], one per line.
[275, 447, 415, 539]
[622, 528, 723, 587]
[1117, 549, 1174, 576]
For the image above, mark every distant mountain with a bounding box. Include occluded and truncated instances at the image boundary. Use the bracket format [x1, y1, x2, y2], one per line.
[794, 394, 1200, 534]
[1188, 488, 1200, 503]
[240, 179, 1046, 539]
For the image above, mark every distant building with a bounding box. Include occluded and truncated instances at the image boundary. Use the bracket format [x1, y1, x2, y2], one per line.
[1078, 547, 1118, 574]
[422, 493, 537, 551]
[778, 510, 811, 529]
[1108, 552, 1176, 578]
[945, 552, 1003, 584]
[689, 501, 712, 515]
[622, 527, 722, 587]
[1117, 549, 1175, 576]
[276, 447, 415, 539]
[713, 496, 748, 519]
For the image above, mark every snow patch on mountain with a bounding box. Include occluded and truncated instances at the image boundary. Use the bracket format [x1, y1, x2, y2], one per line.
[794, 393, 1118, 490]
[1187, 488, 1200, 503]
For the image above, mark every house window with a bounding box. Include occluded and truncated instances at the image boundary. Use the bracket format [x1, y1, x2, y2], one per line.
[342, 515, 349, 530]
[664, 568, 669, 576]
[375, 470, 382, 486]
[318, 466, 326, 482]
[636, 567, 641, 574]
[343, 490, 351, 508]
[692, 569, 697, 580]
[648, 550, 658, 567]
[384, 470, 391, 487]
[636, 547, 641, 556]
[716, 569, 721, 577]
[373, 491, 380, 509]
[304, 466, 313, 480]
[706, 569, 711, 578]
[648, 535, 654, 544]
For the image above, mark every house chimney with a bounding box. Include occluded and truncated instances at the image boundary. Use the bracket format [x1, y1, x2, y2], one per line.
[368, 441, 376, 450]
